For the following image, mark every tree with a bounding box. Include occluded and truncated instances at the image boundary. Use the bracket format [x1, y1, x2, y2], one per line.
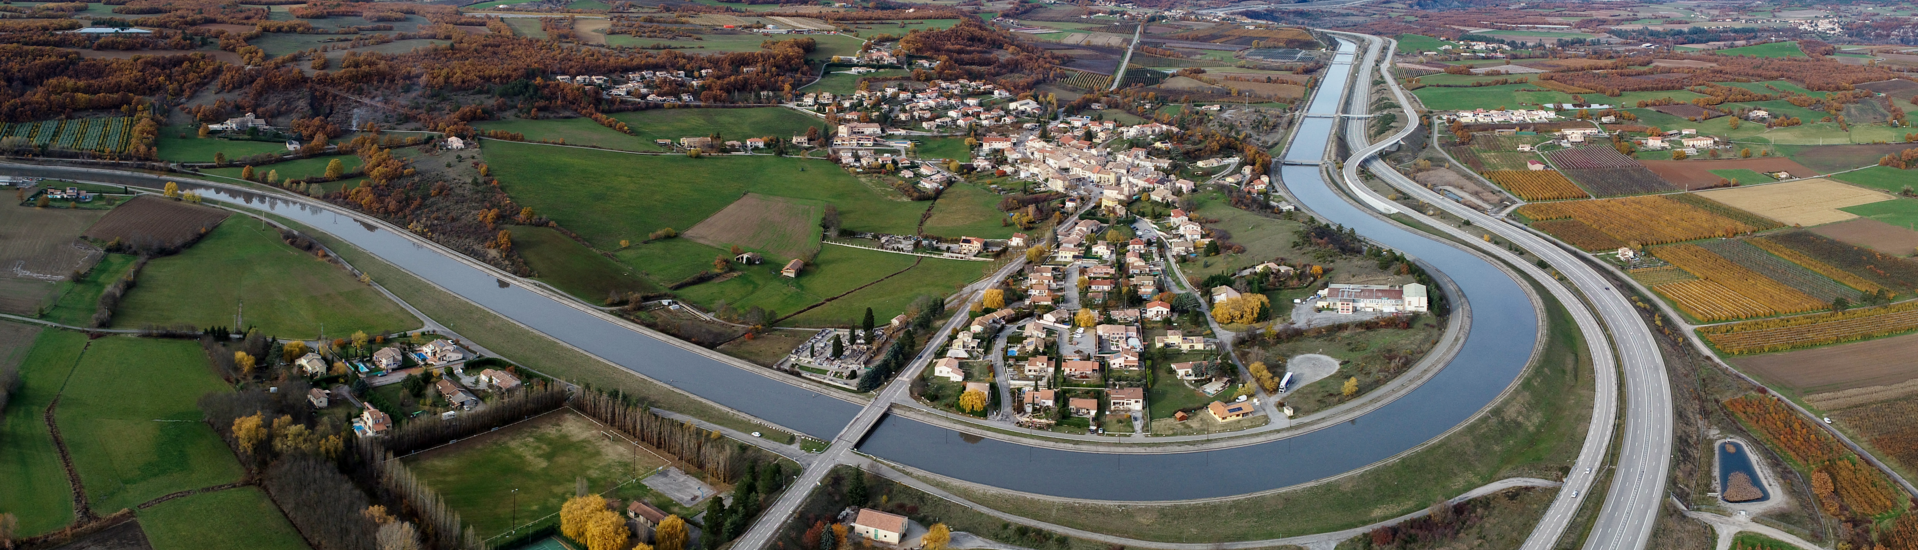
[241, 165, 255, 181]
[863, 307, 875, 334]
[325, 158, 344, 179]
[561, 495, 608, 542]
[215, 152, 226, 166]
[1740, 147, 1752, 158]
[1211, 295, 1270, 324]
[1672, 149, 1688, 160]
[376, 521, 422, 550]
[714, 256, 730, 273]
[35, 195, 48, 208]
[845, 470, 868, 505]
[585, 508, 629, 550]
[656, 515, 689, 550]
[282, 340, 308, 362]
[235, 351, 257, 376]
[1074, 308, 1097, 328]
[1204, 240, 1220, 256]
[1341, 377, 1358, 397]
[982, 289, 1005, 310]
[923, 524, 951, 550]
[197, 123, 210, 139]
[1026, 245, 1051, 263]
[233, 413, 267, 456]
[164, 181, 179, 198]
[352, 330, 369, 349]
[831, 336, 844, 358]
[266, 169, 280, 185]
[958, 390, 988, 413]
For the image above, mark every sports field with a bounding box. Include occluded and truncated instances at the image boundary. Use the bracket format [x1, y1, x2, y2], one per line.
[405, 410, 674, 537]
[139, 487, 311, 550]
[57, 336, 241, 513]
[112, 221, 417, 337]
[485, 141, 924, 247]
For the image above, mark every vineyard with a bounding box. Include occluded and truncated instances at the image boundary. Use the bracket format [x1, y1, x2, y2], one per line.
[1724, 394, 1908, 521]
[1534, 219, 1623, 250]
[1700, 300, 1918, 354]
[1448, 146, 1539, 172]
[0, 117, 135, 155]
[1763, 231, 1918, 295]
[1487, 170, 1589, 201]
[1629, 265, 1698, 286]
[1654, 243, 1827, 320]
[1545, 146, 1676, 196]
[1831, 398, 1918, 489]
[1520, 195, 1764, 251]
[1055, 69, 1111, 92]
[1699, 240, 1862, 304]
[1656, 279, 1774, 322]
[1749, 238, 1886, 295]
[1669, 194, 1782, 232]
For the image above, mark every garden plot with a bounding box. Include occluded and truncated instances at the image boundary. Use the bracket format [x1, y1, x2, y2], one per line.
[683, 193, 825, 262]
[1696, 179, 1893, 227]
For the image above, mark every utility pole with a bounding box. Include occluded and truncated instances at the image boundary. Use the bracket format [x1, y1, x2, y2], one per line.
[511, 488, 519, 533]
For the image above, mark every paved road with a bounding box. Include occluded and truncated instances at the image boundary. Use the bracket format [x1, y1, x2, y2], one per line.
[1109, 22, 1144, 92]
[1331, 32, 1671, 550]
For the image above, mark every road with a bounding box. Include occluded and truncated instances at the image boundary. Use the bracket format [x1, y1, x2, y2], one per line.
[1330, 32, 1671, 550]
[1109, 22, 1145, 92]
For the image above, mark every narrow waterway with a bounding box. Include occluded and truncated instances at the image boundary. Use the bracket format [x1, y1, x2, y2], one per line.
[0, 36, 1540, 501]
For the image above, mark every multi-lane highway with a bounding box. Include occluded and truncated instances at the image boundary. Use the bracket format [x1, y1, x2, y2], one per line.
[1330, 32, 1671, 550]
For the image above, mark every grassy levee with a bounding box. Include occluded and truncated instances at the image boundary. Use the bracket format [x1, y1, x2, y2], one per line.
[139, 487, 311, 550]
[287, 216, 796, 439]
[911, 285, 1592, 542]
[112, 221, 418, 338]
[0, 325, 73, 537]
[58, 336, 242, 514]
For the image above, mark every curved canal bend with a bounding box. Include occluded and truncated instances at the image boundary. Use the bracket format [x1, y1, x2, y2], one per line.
[0, 37, 1541, 502]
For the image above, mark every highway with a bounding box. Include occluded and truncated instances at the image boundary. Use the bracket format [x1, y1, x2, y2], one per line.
[1329, 32, 1672, 550]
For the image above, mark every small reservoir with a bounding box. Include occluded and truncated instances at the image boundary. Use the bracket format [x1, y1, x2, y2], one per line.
[1718, 440, 1770, 503]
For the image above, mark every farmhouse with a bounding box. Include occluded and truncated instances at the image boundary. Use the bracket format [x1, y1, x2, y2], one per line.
[211, 113, 269, 132]
[782, 259, 804, 278]
[852, 509, 908, 544]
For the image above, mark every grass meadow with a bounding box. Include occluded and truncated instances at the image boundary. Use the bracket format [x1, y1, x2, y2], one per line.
[807, 69, 911, 96]
[913, 137, 972, 162]
[675, 244, 921, 320]
[57, 336, 241, 514]
[39, 253, 139, 327]
[139, 488, 310, 550]
[203, 154, 364, 184]
[0, 326, 74, 536]
[112, 221, 417, 337]
[155, 127, 290, 163]
[1181, 191, 1305, 278]
[784, 255, 986, 326]
[1709, 168, 1778, 185]
[921, 183, 1016, 239]
[1832, 166, 1918, 194]
[508, 225, 662, 303]
[1716, 41, 1807, 58]
[1841, 198, 1918, 229]
[611, 108, 825, 151]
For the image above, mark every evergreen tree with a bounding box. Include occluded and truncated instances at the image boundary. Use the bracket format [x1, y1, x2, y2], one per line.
[845, 469, 868, 505]
[862, 307, 875, 334]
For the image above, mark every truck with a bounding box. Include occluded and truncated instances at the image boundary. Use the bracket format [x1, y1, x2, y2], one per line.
[1278, 371, 1295, 393]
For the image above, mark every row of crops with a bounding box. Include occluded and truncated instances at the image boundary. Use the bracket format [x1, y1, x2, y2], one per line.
[0, 117, 134, 154]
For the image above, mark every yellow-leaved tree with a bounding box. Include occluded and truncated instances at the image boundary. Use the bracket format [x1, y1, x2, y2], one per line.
[958, 390, 988, 413]
[235, 351, 257, 376]
[560, 495, 607, 542]
[1074, 308, 1098, 328]
[232, 413, 267, 457]
[924, 524, 951, 550]
[1211, 295, 1270, 324]
[1341, 377, 1358, 397]
[656, 515, 689, 550]
[982, 289, 1006, 310]
[585, 507, 628, 550]
[1248, 362, 1278, 392]
[1025, 245, 1050, 263]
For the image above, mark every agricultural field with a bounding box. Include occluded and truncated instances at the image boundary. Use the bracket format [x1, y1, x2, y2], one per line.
[506, 226, 661, 303]
[0, 117, 136, 155]
[1410, 83, 1573, 111]
[1518, 195, 1766, 251]
[683, 193, 825, 261]
[138, 487, 311, 550]
[1485, 170, 1589, 201]
[1840, 198, 1918, 230]
[112, 221, 417, 337]
[155, 125, 299, 163]
[404, 410, 682, 537]
[1704, 301, 1918, 356]
[1543, 146, 1675, 196]
[81, 196, 230, 249]
[1723, 394, 1908, 521]
[0, 326, 72, 537]
[1759, 231, 1918, 294]
[674, 245, 923, 324]
[474, 117, 643, 151]
[1716, 41, 1808, 58]
[1651, 243, 1826, 321]
[1831, 166, 1918, 194]
[39, 254, 140, 327]
[485, 141, 923, 250]
[1449, 146, 1547, 173]
[1829, 398, 1918, 478]
[1696, 179, 1893, 227]
[1638, 158, 1817, 189]
[610, 108, 826, 152]
[1697, 239, 1861, 303]
[57, 336, 242, 514]
[1809, 219, 1918, 257]
[781, 255, 986, 327]
[921, 183, 1018, 239]
[0, 203, 108, 314]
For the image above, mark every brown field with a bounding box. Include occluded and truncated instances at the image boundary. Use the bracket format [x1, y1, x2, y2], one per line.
[682, 193, 822, 261]
[0, 277, 55, 315]
[0, 205, 107, 282]
[1856, 79, 1918, 99]
[1523, 58, 1618, 71]
[81, 195, 230, 250]
[574, 18, 610, 45]
[687, 13, 753, 26]
[1411, 167, 1505, 207]
[1791, 144, 1918, 173]
[1220, 81, 1306, 100]
[1695, 179, 1893, 227]
[765, 16, 834, 31]
[1810, 218, 1918, 257]
[1809, 378, 1918, 411]
[1639, 157, 1818, 189]
[1737, 331, 1918, 392]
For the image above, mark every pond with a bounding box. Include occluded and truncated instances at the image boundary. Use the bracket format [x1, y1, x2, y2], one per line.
[1718, 439, 1770, 503]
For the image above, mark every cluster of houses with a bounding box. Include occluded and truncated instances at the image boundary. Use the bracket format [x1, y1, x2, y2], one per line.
[1413, 40, 1514, 58]
[284, 337, 532, 438]
[1441, 109, 1560, 125]
[594, 69, 724, 103]
[995, 122, 1191, 212]
[786, 328, 878, 386]
[795, 79, 1019, 132]
[41, 186, 97, 202]
[1633, 128, 1720, 154]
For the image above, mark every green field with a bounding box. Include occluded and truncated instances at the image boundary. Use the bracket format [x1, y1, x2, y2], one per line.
[40, 253, 139, 327]
[1475, 29, 1594, 39]
[203, 154, 364, 184]
[1708, 168, 1776, 184]
[1410, 83, 1572, 111]
[1181, 191, 1305, 278]
[406, 410, 680, 537]
[921, 183, 1015, 239]
[783, 255, 985, 326]
[914, 137, 972, 162]
[139, 488, 311, 550]
[1716, 41, 1807, 58]
[112, 221, 417, 337]
[674, 244, 922, 321]
[841, 18, 958, 34]
[1832, 166, 1918, 193]
[0, 327, 77, 536]
[504, 17, 546, 38]
[808, 69, 911, 96]
[1841, 198, 1918, 228]
[484, 141, 923, 247]
[156, 127, 290, 163]
[508, 225, 661, 303]
[1396, 34, 1458, 53]
[611, 107, 825, 152]
[476, 117, 644, 151]
[58, 336, 242, 513]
